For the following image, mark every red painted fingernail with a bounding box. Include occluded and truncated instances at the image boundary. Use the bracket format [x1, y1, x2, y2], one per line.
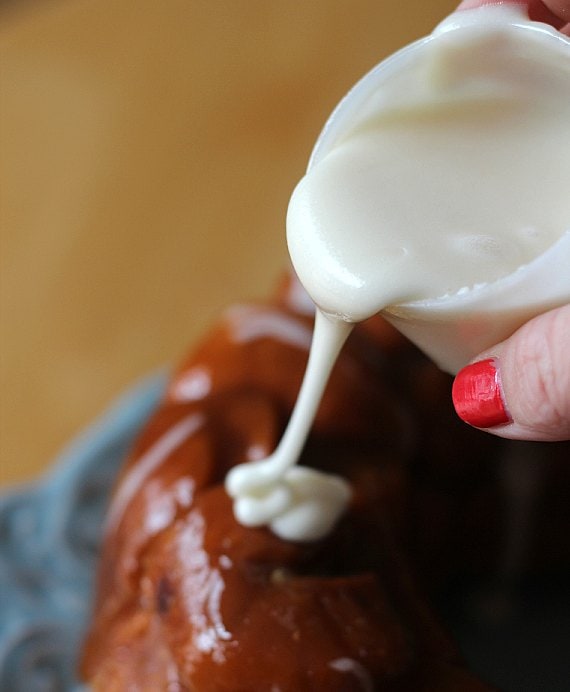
[452, 358, 511, 428]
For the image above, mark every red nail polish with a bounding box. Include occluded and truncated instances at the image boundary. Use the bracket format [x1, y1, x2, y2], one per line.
[452, 358, 511, 428]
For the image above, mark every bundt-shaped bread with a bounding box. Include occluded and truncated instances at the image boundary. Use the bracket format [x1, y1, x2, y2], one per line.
[81, 278, 515, 690]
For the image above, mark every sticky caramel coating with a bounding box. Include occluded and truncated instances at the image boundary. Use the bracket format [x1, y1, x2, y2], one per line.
[81, 278, 503, 691]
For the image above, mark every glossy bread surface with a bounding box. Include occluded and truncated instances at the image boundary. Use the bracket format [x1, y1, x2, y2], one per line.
[82, 280, 507, 690]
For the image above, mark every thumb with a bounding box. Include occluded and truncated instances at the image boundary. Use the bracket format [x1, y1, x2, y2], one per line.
[452, 304, 570, 441]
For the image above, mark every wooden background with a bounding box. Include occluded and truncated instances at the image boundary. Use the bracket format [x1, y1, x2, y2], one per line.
[0, 0, 456, 485]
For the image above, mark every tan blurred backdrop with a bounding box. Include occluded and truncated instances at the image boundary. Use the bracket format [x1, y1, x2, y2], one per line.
[0, 0, 456, 485]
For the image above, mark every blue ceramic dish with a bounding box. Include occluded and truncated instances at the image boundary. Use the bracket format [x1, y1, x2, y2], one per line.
[0, 374, 165, 691]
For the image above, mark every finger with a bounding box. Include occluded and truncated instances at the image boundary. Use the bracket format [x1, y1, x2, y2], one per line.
[528, 0, 570, 30]
[457, 0, 570, 33]
[452, 305, 570, 441]
[541, 0, 570, 22]
[456, 0, 527, 11]
[540, 0, 570, 34]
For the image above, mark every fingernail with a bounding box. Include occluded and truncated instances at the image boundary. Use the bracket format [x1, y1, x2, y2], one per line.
[452, 358, 511, 428]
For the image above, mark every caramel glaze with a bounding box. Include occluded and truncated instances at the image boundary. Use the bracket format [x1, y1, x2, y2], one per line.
[81, 275, 553, 691]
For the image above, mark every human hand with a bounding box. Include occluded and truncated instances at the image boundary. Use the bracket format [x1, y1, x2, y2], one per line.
[449, 1, 570, 442]
[452, 305, 570, 441]
[457, 0, 570, 35]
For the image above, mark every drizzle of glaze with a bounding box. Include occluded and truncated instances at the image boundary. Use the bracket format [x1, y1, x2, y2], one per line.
[226, 311, 352, 541]
[226, 6, 570, 541]
[105, 413, 204, 534]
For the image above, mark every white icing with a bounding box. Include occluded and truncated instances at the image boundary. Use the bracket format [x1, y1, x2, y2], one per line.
[329, 657, 375, 691]
[178, 512, 232, 661]
[105, 413, 203, 533]
[170, 366, 212, 402]
[226, 6, 570, 541]
[226, 304, 313, 350]
[226, 310, 352, 541]
[290, 8, 570, 324]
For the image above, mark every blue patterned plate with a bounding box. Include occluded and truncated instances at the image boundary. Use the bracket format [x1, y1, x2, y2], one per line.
[0, 374, 165, 692]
